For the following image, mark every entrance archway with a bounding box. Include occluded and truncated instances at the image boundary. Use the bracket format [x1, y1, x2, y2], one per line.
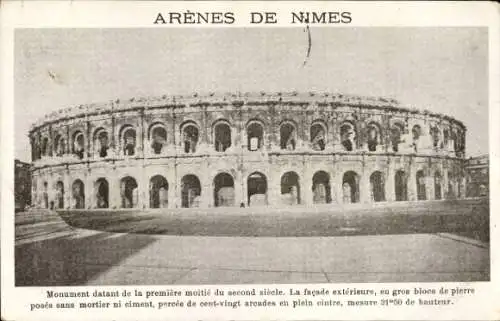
[313, 171, 331, 204]
[72, 180, 85, 209]
[120, 176, 137, 208]
[55, 181, 64, 209]
[342, 171, 359, 203]
[370, 171, 385, 202]
[95, 178, 109, 208]
[213, 173, 235, 207]
[247, 172, 267, 206]
[416, 170, 426, 200]
[43, 182, 48, 208]
[281, 171, 300, 205]
[435, 171, 442, 200]
[181, 175, 201, 208]
[150, 175, 168, 208]
[395, 170, 408, 201]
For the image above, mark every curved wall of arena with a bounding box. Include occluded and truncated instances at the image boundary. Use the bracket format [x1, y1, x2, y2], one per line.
[29, 92, 467, 210]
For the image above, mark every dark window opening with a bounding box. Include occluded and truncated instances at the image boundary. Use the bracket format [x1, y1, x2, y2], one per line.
[214, 123, 231, 152]
[247, 123, 264, 151]
[310, 124, 326, 151]
[280, 123, 296, 151]
[183, 125, 199, 154]
[151, 127, 167, 155]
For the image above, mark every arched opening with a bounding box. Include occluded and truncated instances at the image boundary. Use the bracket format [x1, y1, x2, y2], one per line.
[150, 175, 168, 208]
[395, 170, 408, 201]
[247, 122, 264, 151]
[94, 129, 109, 158]
[370, 171, 385, 202]
[281, 171, 300, 205]
[367, 123, 380, 152]
[32, 180, 37, 207]
[214, 122, 231, 152]
[434, 171, 442, 200]
[150, 126, 167, 155]
[55, 181, 64, 209]
[412, 125, 422, 152]
[340, 122, 355, 151]
[72, 180, 85, 209]
[443, 129, 450, 149]
[213, 173, 235, 207]
[54, 135, 64, 156]
[182, 124, 199, 154]
[430, 126, 441, 148]
[30, 138, 36, 160]
[452, 130, 461, 157]
[447, 171, 455, 199]
[280, 122, 296, 151]
[247, 172, 267, 206]
[342, 171, 360, 203]
[181, 174, 201, 208]
[122, 127, 136, 156]
[42, 181, 49, 208]
[95, 178, 109, 208]
[40, 137, 49, 157]
[120, 176, 137, 208]
[312, 171, 331, 204]
[416, 170, 426, 200]
[310, 123, 326, 151]
[72, 131, 85, 159]
[391, 124, 403, 152]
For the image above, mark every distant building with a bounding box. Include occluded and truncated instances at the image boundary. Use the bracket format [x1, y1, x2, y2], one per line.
[465, 154, 489, 197]
[15, 159, 31, 211]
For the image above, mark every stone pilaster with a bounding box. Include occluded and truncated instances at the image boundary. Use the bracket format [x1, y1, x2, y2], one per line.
[84, 174, 93, 209]
[329, 169, 338, 204]
[136, 169, 147, 209]
[359, 171, 371, 203]
[64, 170, 71, 209]
[443, 169, 450, 199]
[386, 159, 395, 202]
[200, 173, 212, 208]
[234, 172, 244, 207]
[425, 172, 434, 200]
[267, 168, 280, 207]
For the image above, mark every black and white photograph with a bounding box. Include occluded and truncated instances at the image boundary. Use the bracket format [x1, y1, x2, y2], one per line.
[13, 27, 490, 287]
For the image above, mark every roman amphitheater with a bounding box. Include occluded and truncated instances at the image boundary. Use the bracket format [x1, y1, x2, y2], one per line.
[29, 92, 467, 210]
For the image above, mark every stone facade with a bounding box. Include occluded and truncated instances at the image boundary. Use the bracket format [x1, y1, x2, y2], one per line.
[29, 92, 467, 210]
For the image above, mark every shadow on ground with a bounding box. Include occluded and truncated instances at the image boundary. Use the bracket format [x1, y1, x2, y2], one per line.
[15, 232, 157, 286]
[57, 199, 489, 242]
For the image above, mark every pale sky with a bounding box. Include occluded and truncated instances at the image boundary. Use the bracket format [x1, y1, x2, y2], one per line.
[15, 28, 488, 162]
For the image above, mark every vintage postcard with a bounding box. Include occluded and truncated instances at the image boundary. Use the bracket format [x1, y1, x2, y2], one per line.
[1, 1, 498, 320]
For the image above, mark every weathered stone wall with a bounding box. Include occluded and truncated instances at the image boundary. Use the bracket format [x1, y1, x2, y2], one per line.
[29, 92, 467, 209]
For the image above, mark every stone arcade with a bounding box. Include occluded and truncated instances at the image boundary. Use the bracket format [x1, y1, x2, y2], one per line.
[29, 92, 467, 210]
